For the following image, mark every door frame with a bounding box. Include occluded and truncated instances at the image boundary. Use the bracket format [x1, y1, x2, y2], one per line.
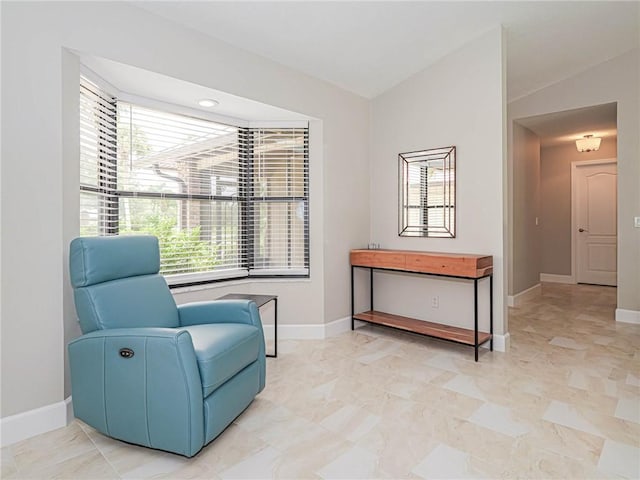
[571, 158, 617, 284]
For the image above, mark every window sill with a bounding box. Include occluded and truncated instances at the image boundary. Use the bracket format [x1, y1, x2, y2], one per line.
[170, 275, 311, 294]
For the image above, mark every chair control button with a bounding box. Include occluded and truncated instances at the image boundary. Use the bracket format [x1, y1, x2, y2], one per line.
[119, 348, 134, 359]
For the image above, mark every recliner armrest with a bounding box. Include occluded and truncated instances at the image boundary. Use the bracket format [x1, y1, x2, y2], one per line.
[178, 300, 266, 391]
[178, 300, 262, 329]
[68, 327, 204, 457]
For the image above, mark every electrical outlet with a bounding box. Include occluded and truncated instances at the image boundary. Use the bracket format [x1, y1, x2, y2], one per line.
[431, 296, 439, 308]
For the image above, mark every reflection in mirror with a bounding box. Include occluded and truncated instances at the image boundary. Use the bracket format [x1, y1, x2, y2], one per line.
[398, 146, 456, 238]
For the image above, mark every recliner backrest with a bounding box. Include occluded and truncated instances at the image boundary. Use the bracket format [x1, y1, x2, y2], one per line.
[70, 236, 179, 333]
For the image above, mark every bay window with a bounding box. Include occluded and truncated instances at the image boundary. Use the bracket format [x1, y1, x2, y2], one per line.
[80, 75, 309, 285]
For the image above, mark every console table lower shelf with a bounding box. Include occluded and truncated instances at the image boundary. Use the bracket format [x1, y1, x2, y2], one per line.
[352, 310, 492, 348]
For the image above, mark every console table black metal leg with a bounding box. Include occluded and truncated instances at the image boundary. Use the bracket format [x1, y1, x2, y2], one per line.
[370, 268, 374, 311]
[273, 298, 278, 358]
[474, 278, 479, 362]
[489, 274, 494, 352]
[266, 297, 278, 358]
[351, 266, 355, 330]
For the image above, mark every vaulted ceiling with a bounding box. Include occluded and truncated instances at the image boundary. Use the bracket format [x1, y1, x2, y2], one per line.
[135, 1, 639, 101]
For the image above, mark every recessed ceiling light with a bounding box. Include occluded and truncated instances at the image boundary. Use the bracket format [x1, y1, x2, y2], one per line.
[198, 99, 219, 108]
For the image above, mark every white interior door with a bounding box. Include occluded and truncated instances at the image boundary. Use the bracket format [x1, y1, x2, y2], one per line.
[575, 161, 617, 286]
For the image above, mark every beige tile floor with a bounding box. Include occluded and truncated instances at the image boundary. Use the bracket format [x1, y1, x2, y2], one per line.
[2, 283, 639, 479]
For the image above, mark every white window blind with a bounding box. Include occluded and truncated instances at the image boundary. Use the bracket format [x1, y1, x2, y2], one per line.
[79, 77, 117, 236]
[249, 128, 309, 276]
[116, 102, 245, 277]
[79, 75, 309, 283]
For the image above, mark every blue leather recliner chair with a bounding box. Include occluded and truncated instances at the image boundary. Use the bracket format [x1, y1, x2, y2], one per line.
[68, 235, 265, 457]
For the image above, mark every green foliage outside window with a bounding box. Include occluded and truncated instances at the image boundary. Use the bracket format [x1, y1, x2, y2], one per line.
[121, 215, 218, 275]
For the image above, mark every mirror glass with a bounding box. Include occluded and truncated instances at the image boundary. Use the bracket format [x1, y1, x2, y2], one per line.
[398, 146, 456, 238]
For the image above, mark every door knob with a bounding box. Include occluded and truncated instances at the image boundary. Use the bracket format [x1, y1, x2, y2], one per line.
[579, 228, 587, 232]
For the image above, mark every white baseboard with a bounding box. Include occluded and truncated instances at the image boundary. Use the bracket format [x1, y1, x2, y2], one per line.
[276, 323, 325, 339]
[491, 333, 510, 352]
[1, 397, 72, 447]
[66, 396, 74, 421]
[616, 308, 640, 324]
[277, 316, 356, 340]
[480, 333, 509, 352]
[508, 283, 541, 307]
[540, 273, 575, 284]
[324, 316, 352, 338]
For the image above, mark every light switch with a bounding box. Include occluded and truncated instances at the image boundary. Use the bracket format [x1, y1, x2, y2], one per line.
[635, 216, 640, 228]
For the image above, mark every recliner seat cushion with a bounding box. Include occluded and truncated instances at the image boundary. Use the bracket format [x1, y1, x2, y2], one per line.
[182, 323, 260, 397]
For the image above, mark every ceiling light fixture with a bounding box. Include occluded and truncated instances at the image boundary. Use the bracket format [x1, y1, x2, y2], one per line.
[576, 134, 601, 153]
[198, 99, 219, 108]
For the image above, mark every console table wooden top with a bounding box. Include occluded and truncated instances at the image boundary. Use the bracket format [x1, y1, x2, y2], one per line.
[350, 249, 493, 278]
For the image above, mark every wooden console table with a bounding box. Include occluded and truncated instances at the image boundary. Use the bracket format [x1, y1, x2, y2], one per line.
[350, 249, 493, 361]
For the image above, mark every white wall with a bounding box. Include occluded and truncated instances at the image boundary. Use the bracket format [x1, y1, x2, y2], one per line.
[509, 49, 640, 313]
[510, 123, 540, 295]
[369, 28, 506, 337]
[1, 2, 370, 419]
